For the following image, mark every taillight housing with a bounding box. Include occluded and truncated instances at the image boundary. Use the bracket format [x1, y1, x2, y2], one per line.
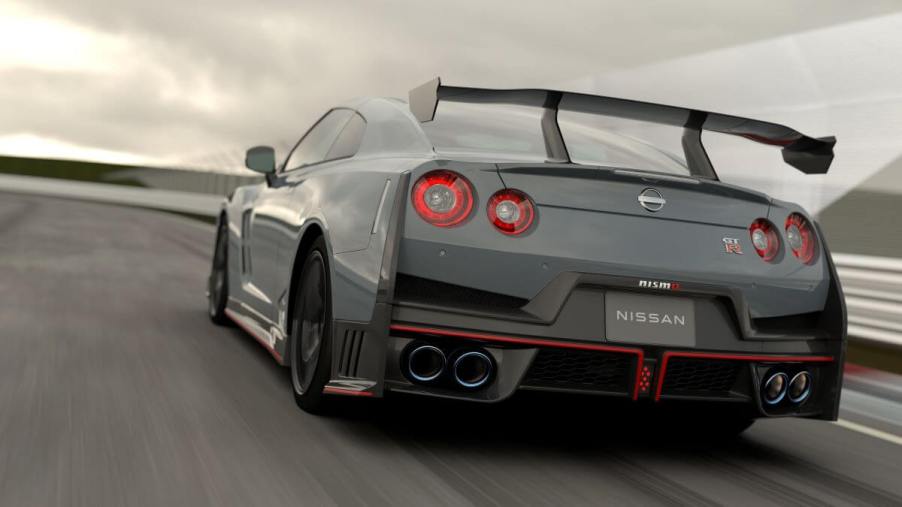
[487, 189, 535, 235]
[749, 219, 780, 262]
[411, 170, 474, 227]
[785, 213, 817, 264]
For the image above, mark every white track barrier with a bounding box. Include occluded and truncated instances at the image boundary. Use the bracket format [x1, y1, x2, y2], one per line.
[833, 253, 902, 347]
[0, 173, 221, 216]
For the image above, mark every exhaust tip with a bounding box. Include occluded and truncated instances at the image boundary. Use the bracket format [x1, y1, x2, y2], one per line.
[453, 351, 493, 389]
[407, 345, 446, 383]
[788, 371, 812, 403]
[762, 372, 788, 405]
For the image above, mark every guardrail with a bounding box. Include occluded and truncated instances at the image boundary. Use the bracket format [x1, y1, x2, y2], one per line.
[833, 253, 902, 347]
[0, 173, 222, 217]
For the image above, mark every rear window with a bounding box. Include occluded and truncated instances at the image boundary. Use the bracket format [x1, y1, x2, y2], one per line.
[421, 102, 546, 161]
[421, 101, 689, 175]
[558, 110, 688, 175]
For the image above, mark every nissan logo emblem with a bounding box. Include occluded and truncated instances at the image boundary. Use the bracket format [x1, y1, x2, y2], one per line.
[638, 188, 666, 212]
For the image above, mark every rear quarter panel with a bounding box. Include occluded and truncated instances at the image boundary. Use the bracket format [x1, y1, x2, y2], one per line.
[284, 157, 426, 323]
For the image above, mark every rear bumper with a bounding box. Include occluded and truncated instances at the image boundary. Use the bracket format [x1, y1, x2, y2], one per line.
[328, 263, 845, 419]
[380, 258, 846, 419]
[381, 317, 842, 418]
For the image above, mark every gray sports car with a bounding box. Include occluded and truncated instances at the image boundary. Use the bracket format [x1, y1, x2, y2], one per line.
[208, 78, 845, 435]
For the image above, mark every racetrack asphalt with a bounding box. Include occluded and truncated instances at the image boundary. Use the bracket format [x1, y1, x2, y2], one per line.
[1, 192, 901, 506]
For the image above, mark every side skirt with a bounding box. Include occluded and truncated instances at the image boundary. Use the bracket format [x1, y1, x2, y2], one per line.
[224, 301, 286, 365]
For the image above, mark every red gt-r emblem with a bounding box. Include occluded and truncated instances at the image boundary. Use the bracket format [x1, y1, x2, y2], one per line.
[723, 237, 743, 255]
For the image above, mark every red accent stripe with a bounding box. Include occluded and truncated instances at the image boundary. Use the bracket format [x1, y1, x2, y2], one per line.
[323, 386, 375, 397]
[389, 324, 645, 400]
[740, 133, 797, 147]
[225, 308, 283, 363]
[653, 351, 834, 402]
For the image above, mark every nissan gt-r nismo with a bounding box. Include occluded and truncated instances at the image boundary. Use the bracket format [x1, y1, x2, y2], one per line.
[207, 77, 845, 436]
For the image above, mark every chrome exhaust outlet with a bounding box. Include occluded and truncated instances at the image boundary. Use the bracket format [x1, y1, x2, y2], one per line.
[407, 345, 446, 383]
[762, 372, 788, 405]
[788, 371, 812, 403]
[453, 350, 493, 389]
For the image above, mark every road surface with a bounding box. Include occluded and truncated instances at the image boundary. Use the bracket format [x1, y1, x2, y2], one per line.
[1, 192, 900, 506]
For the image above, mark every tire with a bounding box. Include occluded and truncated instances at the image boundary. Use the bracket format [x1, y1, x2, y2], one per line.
[208, 217, 230, 326]
[290, 237, 334, 414]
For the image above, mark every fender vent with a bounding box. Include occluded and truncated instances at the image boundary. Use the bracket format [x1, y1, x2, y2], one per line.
[240, 210, 253, 275]
[339, 330, 365, 377]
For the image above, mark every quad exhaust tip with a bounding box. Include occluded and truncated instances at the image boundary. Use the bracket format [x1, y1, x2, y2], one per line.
[762, 372, 788, 405]
[762, 370, 812, 405]
[453, 350, 493, 389]
[407, 345, 446, 382]
[405, 344, 494, 389]
[788, 371, 812, 403]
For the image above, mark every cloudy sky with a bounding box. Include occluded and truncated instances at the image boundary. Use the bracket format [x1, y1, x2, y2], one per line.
[1, 0, 901, 171]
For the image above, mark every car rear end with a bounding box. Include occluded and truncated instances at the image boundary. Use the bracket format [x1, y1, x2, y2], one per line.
[381, 160, 844, 420]
[376, 83, 844, 420]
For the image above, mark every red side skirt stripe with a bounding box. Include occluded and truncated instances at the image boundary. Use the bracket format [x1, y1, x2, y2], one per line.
[323, 387, 375, 397]
[225, 308, 283, 364]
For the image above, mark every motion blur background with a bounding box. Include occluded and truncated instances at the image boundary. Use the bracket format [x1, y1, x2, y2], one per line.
[2, 1, 902, 506]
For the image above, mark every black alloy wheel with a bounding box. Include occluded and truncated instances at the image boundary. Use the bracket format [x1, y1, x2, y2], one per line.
[208, 218, 230, 325]
[290, 237, 334, 413]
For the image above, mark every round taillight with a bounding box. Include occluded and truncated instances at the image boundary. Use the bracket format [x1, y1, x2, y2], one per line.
[487, 189, 535, 235]
[785, 213, 817, 264]
[411, 170, 474, 227]
[749, 219, 779, 262]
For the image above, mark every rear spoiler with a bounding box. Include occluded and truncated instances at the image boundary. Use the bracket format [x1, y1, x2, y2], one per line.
[409, 77, 835, 177]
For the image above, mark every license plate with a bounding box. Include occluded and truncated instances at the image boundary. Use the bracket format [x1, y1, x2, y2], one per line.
[605, 291, 696, 347]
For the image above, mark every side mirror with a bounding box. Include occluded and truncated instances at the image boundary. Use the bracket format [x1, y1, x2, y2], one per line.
[245, 146, 276, 175]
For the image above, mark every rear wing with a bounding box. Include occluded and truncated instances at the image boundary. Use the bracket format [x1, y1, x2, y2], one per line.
[409, 77, 835, 177]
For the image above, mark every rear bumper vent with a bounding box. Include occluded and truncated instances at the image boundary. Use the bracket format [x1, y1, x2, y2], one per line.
[521, 349, 633, 394]
[660, 358, 740, 397]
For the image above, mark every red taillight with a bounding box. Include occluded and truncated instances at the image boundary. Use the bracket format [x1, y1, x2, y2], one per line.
[487, 189, 535, 235]
[411, 170, 474, 227]
[785, 213, 817, 264]
[749, 219, 779, 262]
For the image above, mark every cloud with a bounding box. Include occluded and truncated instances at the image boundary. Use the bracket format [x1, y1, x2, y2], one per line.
[2, 0, 900, 169]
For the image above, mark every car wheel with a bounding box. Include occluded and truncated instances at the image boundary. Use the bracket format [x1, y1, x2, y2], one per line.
[208, 217, 230, 325]
[290, 237, 333, 414]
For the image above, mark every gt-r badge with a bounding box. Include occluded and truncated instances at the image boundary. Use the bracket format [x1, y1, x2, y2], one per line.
[723, 237, 743, 254]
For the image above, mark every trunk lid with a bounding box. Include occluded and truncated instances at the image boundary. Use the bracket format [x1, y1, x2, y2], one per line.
[496, 164, 771, 228]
